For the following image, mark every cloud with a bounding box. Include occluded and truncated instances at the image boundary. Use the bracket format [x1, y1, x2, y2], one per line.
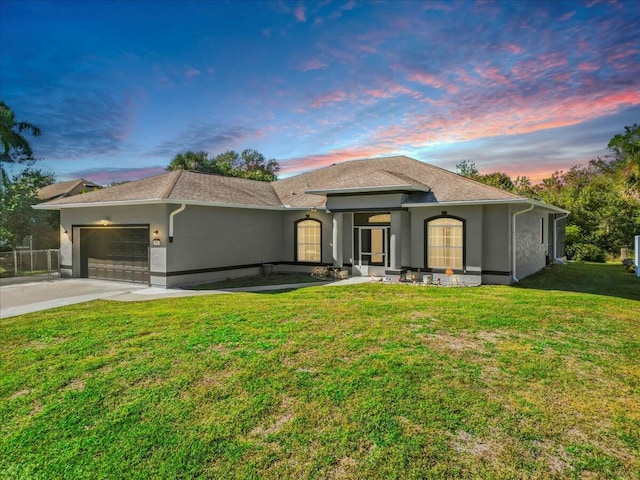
[184, 67, 200, 78]
[147, 122, 263, 158]
[22, 86, 141, 161]
[300, 59, 328, 71]
[294, 5, 306, 22]
[63, 166, 167, 185]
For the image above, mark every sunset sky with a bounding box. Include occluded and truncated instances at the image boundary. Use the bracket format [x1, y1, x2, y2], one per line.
[1, 0, 639, 185]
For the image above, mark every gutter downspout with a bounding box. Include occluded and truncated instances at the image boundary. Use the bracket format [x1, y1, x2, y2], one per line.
[512, 204, 535, 283]
[553, 213, 569, 261]
[169, 203, 186, 242]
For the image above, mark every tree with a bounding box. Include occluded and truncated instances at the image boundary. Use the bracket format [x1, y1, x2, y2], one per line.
[166, 149, 279, 181]
[0, 101, 41, 165]
[0, 168, 56, 250]
[166, 151, 211, 173]
[455, 159, 479, 178]
[608, 123, 640, 197]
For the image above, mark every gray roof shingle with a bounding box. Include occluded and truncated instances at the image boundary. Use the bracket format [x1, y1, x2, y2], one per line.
[40, 156, 525, 209]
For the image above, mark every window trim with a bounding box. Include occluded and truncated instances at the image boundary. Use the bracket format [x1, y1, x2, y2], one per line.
[294, 218, 322, 263]
[424, 215, 466, 272]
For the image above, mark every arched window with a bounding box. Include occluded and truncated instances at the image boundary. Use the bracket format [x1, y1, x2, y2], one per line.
[426, 216, 464, 270]
[295, 219, 321, 262]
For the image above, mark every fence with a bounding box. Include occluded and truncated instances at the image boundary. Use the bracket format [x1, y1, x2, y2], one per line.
[0, 249, 60, 278]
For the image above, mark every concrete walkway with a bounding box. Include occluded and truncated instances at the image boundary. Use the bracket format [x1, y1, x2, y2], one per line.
[0, 276, 371, 319]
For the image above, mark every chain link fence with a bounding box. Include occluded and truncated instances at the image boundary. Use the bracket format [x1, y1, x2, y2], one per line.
[0, 249, 60, 278]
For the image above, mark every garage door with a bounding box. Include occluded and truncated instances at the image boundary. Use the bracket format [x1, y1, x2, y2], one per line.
[80, 227, 150, 284]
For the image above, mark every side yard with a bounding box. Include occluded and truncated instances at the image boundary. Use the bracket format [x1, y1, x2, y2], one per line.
[1, 263, 638, 479]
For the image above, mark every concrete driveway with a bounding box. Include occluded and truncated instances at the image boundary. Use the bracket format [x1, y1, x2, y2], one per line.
[0, 278, 149, 319]
[0, 276, 368, 320]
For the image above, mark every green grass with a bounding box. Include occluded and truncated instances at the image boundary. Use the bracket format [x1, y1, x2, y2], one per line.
[1, 263, 639, 479]
[189, 272, 328, 290]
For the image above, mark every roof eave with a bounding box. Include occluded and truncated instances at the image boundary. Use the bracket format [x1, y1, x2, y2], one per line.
[33, 198, 321, 211]
[402, 198, 569, 213]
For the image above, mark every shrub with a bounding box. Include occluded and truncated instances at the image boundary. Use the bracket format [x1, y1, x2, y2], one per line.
[567, 243, 606, 262]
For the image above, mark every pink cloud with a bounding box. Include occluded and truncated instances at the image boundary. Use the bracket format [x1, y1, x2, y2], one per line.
[370, 89, 640, 150]
[559, 11, 576, 21]
[578, 62, 600, 71]
[503, 44, 523, 54]
[300, 59, 328, 71]
[310, 90, 351, 108]
[294, 5, 306, 22]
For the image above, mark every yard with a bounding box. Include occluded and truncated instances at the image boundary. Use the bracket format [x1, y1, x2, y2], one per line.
[1, 263, 639, 479]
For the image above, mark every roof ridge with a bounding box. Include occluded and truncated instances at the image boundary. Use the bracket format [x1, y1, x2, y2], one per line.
[160, 169, 184, 199]
[402, 157, 524, 199]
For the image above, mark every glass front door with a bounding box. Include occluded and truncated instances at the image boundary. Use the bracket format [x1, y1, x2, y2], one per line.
[354, 227, 389, 274]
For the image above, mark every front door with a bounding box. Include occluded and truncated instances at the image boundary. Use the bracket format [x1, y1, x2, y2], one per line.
[354, 227, 389, 275]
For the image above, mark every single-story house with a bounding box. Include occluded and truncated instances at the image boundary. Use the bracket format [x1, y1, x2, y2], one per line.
[35, 156, 568, 287]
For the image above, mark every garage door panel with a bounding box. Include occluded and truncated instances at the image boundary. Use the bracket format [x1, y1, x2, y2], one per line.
[82, 227, 149, 284]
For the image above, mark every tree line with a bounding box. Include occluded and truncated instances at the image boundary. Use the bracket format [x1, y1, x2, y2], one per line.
[456, 124, 640, 261]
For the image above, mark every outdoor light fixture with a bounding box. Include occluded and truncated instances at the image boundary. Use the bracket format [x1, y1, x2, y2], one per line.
[152, 230, 161, 246]
[100, 219, 109, 226]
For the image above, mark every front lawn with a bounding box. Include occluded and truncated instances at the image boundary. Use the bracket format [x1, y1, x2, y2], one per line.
[1, 263, 638, 479]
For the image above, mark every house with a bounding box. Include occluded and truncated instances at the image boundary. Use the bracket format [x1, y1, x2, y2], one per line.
[34, 156, 568, 287]
[38, 178, 102, 201]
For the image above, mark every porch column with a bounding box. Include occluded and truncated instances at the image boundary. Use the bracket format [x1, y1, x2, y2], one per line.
[390, 211, 402, 270]
[332, 212, 343, 267]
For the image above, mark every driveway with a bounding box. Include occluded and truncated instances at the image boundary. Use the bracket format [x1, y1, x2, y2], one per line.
[0, 278, 149, 319]
[0, 276, 370, 320]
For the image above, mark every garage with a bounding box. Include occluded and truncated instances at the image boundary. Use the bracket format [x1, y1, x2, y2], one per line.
[79, 227, 150, 284]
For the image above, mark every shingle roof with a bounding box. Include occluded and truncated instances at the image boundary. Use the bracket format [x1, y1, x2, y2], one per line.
[41, 170, 282, 207]
[37, 178, 101, 201]
[40, 156, 525, 209]
[272, 156, 522, 207]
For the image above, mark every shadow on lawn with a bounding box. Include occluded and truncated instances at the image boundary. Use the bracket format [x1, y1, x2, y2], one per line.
[515, 262, 640, 301]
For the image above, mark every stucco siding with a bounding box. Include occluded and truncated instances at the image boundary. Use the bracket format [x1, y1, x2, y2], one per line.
[513, 206, 547, 280]
[482, 204, 511, 274]
[61, 204, 169, 279]
[167, 206, 282, 272]
[280, 210, 333, 264]
[327, 193, 405, 211]
[409, 205, 483, 272]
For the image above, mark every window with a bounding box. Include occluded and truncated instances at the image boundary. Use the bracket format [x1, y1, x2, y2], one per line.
[541, 217, 545, 244]
[296, 219, 321, 262]
[426, 217, 464, 270]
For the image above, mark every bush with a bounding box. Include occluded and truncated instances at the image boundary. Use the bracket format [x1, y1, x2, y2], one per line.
[567, 243, 606, 262]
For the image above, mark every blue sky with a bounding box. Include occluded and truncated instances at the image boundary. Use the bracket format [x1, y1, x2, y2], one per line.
[1, 0, 639, 184]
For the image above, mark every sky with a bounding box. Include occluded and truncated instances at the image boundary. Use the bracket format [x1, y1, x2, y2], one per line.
[1, 0, 639, 185]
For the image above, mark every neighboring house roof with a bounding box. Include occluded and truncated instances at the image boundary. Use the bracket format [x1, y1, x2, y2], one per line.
[37, 178, 102, 201]
[36, 156, 567, 212]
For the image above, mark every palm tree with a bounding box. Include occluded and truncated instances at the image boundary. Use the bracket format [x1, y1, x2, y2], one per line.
[166, 151, 211, 172]
[0, 101, 41, 165]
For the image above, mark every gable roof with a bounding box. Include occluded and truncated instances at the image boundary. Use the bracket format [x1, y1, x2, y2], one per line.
[37, 178, 101, 201]
[36, 156, 565, 212]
